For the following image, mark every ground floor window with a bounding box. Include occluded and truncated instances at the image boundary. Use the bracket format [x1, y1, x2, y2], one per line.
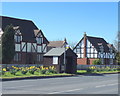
[14, 53, 21, 62]
[110, 58, 113, 64]
[53, 56, 58, 64]
[37, 54, 43, 62]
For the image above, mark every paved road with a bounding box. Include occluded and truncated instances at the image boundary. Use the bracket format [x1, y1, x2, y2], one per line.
[2, 74, 119, 94]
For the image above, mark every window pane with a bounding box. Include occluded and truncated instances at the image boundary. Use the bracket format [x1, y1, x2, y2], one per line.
[15, 44, 20, 51]
[14, 35, 22, 42]
[81, 54, 84, 58]
[76, 48, 80, 54]
[19, 53, 21, 61]
[53, 57, 58, 64]
[91, 54, 93, 58]
[87, 54, 90, 58]
[21, 42, 26, 52]
[37, 46, 42, 53]
[94, 54, 97, 58]
[42, 44, 46, 53]
[36, 37, 42, 44]
[27, 43, 31, 52]
[31, 44, 36, 52]
[81, 48, 84, 53]
[87, 48, 90, 53]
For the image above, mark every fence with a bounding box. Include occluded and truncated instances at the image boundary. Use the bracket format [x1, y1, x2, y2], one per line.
[77, 65, 120, 70]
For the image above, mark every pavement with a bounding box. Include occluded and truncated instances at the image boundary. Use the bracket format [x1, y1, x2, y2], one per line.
[2, 74, 119, 94]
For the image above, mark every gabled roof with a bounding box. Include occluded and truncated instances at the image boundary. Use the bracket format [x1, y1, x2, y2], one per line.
[87, 36, 110, 52]
[74, 35, 113, 53]
[0, 16, 48, 43]
[48, 41, 65, 48]
[34, 29, 40, 37]
[44, 48, 66, 56]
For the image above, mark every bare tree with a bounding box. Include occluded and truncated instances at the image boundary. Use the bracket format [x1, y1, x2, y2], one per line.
[68, 41, 77, 49]
[114, 31, 120, 52]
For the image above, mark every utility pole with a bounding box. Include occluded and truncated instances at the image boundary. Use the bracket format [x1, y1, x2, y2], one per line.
[64, 38, 67, 73]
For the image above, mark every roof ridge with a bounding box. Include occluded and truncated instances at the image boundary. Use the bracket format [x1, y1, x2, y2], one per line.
[87, 36, 104, 39]
[0, 15, 33, 22]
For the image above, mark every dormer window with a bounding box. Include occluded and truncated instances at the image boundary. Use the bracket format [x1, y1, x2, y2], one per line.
[14, 29, 22, 43]
[36, 36, 43, 44]
[109, 47, 113, 53]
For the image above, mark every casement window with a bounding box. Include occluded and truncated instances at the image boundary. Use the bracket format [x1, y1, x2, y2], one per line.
[37, 45, 42, 53]
[37, 54, 41, 61]
[21, 42, 26, 52]
[36, 37, 43, 44]
[37, 54, 43, 62]
[14, 53, 21, 61]
[14, 29, 22, 43]
[94, 54, 98, 58]
[15, 44, 20, 51]
[53, 56, 58, 64]
[76, 48, 80, 54]
[31, 43, 36, 52]
[27, 43, 31, 52]
[110, 59, 113, 64]
[42, 44, 47, 53]
[14, 35, 22, 43]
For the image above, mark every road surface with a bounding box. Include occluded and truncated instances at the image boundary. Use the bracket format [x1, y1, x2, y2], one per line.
[2, 74, 119, 94]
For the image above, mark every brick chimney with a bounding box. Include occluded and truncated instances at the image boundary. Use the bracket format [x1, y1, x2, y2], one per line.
[83, 32, 87, 58]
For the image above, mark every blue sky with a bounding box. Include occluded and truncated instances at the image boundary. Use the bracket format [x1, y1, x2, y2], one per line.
[1, 2, 118, 44]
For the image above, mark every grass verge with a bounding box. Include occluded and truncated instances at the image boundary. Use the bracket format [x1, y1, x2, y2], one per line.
[1, 73, 73, 79]
[77, 70, 120, 74]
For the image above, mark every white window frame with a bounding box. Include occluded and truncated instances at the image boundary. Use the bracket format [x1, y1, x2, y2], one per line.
[53, 56, 58, 64]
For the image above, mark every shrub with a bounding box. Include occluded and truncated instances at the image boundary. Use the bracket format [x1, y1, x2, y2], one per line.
[92, 59, 101, 65]
[0, 71, 2, 75]
[40, 70, 46, 74]
[10, 69, 17, 75]
[48, 69, 57, 74]
[45, 70, 51, 75]
[21, 70, 28, 75]
[15, 71, 23, 76]
[86, 68, 93, 73]
[29, 68, 36, 74]
[2, 71, 5, 75]
[2, 68, 7, 75]
[6, 67, 10, 71]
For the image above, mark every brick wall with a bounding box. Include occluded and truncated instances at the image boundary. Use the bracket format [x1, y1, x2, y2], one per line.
[77, 58, 116, 65]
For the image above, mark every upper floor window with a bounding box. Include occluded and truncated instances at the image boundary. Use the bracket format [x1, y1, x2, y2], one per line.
[109, 47, 113, 53]
[14, 29, 22, 43]
[36, 36, 43, 44]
